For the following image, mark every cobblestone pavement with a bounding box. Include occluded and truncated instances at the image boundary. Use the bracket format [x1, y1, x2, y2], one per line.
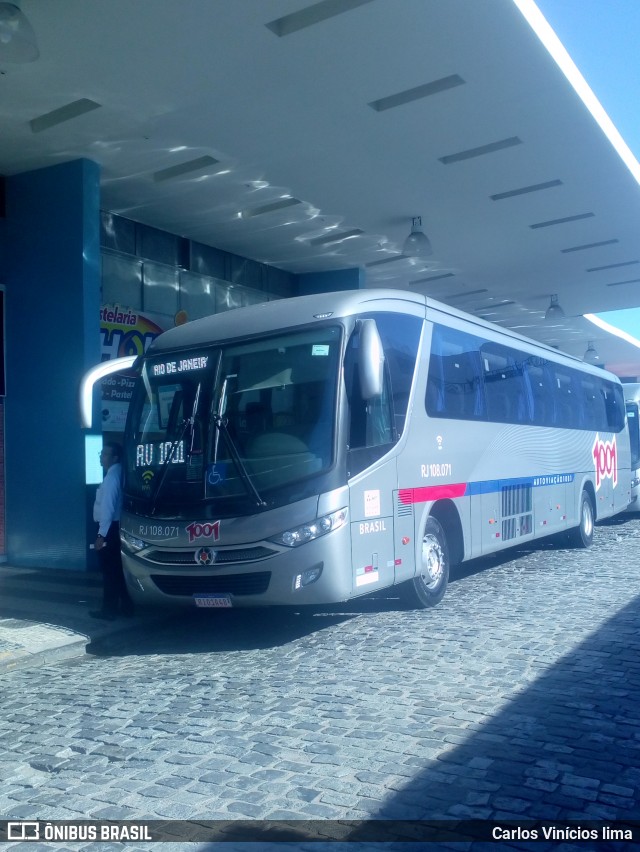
[1, 516, 640, 851]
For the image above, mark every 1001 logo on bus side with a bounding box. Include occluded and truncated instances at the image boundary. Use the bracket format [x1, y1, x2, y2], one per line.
[592, 434, 617, 491]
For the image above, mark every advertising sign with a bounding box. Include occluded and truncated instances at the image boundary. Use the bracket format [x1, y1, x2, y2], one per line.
[100, 304, 166, 431]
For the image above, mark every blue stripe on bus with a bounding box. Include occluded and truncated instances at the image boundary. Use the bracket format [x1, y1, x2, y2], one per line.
[400, 473, 579, 507]
[465, 473, 575, 496]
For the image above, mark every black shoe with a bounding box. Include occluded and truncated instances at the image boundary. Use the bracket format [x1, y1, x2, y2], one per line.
[89, 609, 117, 621]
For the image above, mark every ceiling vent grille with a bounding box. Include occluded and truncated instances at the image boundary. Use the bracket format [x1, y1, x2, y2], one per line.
[266, 0, 374, 36]
[439, 137, 522, 165]
[530, 212, 594, 229]
[239, 198, 302, 218]
[30, 99, 102, 133]
[561, 239, 619, 253]
[153, 156, 220, 182]
[369, 75, 465, 112]
[490, 179, 562, 200]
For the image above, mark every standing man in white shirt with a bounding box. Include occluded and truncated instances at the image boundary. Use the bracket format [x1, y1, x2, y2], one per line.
[90, 442, 134, 620]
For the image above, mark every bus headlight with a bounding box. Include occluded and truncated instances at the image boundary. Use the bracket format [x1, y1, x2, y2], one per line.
[120, 530, 147, 553]
[270, 507, 348, 548]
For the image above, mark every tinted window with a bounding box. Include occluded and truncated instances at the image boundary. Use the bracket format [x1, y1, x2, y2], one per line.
[426, 325, 485, 420]
[627, 403, 640, 468]
[346, 312, 422, 477]
[549, 364, 580, 429]
[481, 343, 530, 424]
[578, 375, 607, 430]
[370, 312, 422, 437]
[522, 357, 555, 426]
[604, 383, 625, 432]
[426, 322, 625, 433]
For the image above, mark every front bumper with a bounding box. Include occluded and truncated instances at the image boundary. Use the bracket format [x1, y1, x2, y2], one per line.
[121, 522, 353, 608]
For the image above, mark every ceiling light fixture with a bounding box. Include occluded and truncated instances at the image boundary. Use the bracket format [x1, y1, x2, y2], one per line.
[583, 341, 601, 365]
[0, 1, 39, 63]
[403, 217, 432, 258]
[545, 294, 565, 320]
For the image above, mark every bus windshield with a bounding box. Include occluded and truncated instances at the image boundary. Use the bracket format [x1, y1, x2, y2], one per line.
[125, 325, 341, 510]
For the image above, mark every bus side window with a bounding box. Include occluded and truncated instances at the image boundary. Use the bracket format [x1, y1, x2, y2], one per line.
[348, 365, 394, 449]
[523, 359, 554, 426]
[603, 382, 625, 432]
[357, 312, 422, 438]
[579, 376, 607, 430]
[426, 324, 485, 421]
[550, 366, 578, 429]
[442, 354, 476, 417]
[426, 373, 444, 415]
[345, 322, 398, 477]
[481, 344, 530, 424]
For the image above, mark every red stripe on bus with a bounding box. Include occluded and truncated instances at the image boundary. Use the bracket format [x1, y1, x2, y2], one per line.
[399, 483, 467, 504]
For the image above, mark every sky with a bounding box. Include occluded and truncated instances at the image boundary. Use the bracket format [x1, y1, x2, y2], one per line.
[531, 0, 640, 345]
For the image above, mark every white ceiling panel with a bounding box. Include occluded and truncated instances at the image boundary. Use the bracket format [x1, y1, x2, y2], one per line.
[2, 0, 640, 373]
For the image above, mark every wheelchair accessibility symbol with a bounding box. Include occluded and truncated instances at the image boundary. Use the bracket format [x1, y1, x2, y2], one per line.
[207, 464, 226, 485]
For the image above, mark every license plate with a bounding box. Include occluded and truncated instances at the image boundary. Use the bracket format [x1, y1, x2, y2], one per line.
[194, 594, 232, 608]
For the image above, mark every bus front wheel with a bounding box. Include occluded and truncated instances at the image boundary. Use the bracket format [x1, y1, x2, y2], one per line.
[568, 490, 594, 548]
[402, 516, 449, 608]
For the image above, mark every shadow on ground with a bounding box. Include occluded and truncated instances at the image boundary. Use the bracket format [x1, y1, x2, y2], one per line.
[88, 528, 588, 658]
[179, 589, 640, 851]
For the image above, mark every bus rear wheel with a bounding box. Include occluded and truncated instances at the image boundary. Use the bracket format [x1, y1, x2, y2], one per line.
[568, 490, 594, 548]
[402, 516, 449, 608]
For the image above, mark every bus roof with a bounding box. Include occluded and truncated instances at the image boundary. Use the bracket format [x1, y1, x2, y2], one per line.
[148, 290, 425, 353]
[146, 288, 620, 383]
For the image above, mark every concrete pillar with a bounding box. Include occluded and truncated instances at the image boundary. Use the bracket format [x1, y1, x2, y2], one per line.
[5, 159, 101, 570]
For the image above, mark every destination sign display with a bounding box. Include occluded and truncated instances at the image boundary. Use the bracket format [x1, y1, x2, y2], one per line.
[151, 355, 209, 377]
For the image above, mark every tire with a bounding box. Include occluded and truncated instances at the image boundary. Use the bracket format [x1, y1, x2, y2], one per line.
[401, 516, 450, 608]
[567, 490, 594, 548]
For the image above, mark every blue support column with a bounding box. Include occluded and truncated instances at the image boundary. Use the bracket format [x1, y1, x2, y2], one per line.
[5, 159, 101, 570]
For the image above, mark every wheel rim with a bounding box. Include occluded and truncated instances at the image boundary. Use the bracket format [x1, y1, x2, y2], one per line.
[582, 498, 594, 538]
[420, 533, 444, 589]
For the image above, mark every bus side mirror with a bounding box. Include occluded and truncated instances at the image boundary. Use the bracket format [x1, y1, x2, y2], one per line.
[358, 319, 385, 399]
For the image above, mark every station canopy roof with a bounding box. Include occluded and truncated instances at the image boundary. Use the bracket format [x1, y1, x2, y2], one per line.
[2, 0, 640, 375]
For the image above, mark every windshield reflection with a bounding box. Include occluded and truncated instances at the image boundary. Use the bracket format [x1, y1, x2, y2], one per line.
[126, 325, 341, 508]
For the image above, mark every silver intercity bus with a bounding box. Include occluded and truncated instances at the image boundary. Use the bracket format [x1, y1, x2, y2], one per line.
[115, 289, 630, 609]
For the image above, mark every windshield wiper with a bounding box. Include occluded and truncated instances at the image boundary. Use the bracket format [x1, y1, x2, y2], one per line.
[150, 383, 201, 516]
[212, 414, 267, 508]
